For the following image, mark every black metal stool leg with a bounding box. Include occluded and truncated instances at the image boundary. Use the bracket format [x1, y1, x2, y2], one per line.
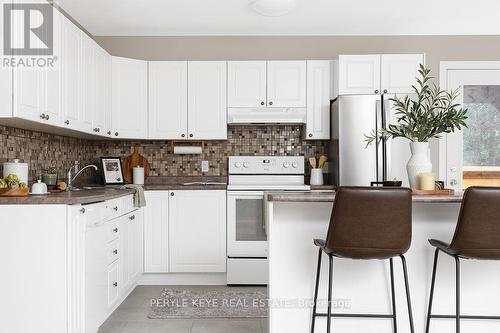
[455, 256, 461, 333]
[400, 254, 415, 333]
[311, 248, 322, 333]
[425, 249, 439, 333]
[389, 258, 397, 333]
[327, 254, 333, 333]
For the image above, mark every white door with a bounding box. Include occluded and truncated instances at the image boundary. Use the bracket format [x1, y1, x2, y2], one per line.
[169, 190, 226, 273]
[112, 56, 148, 139]
[0, 0, 12, 118]
[187, 61, 227, 140]
[227, 61, 267, 108]
[80, 33, 95, 134]
[143, 191, 169, 273]
[148, 61, 188, 139]
[131, 209, 143, 280]
[338, 55, 381, 95]
[61, 15, 82, 131]
[93, 45, 110, 136]
[267, 61, 306, 107]
[381, 54, 424, 94]
[13, 65, 43, 122]
[441, 62, 500, 190]
[305, 60, 331, 140]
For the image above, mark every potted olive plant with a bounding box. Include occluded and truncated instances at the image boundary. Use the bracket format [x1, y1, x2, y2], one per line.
[42, 167, 58, 189]
[365, 65, 468, 188]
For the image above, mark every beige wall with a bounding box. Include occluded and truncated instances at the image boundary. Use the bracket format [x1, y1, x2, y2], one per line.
[95, 35, 500, 78]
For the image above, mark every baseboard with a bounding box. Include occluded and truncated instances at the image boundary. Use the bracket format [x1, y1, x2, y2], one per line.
[138, 273, 227, 285]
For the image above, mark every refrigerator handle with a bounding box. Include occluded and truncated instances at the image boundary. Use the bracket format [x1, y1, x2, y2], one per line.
[375, 98, 383, 182]
[384, 98, 392, 181]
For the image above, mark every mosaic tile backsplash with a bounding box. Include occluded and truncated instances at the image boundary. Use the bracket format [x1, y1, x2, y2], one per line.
[0, 125, 327, 182]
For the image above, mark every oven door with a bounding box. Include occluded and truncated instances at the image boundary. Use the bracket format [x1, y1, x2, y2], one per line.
[227, 191, 268, 257]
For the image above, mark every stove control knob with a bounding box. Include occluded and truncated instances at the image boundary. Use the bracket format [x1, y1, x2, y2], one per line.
[292, 162, 298, 168]
[234, 162, 242, 168]
[243, 162, 249, 168]
[283, 162, 290, 168]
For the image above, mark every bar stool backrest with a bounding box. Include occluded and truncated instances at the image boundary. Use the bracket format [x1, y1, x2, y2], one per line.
[325, 187, 412, 259]
[449, 186, 500, 259]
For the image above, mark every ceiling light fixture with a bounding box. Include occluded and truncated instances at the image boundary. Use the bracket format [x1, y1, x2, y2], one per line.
[250, 0, 297, 17]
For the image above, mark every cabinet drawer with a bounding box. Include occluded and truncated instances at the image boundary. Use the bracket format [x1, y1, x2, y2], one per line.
[107, 220, 120, 242]
[107, 195, 134, 219]
[107, 239, 120, 265]
[107, 261, 120, 308]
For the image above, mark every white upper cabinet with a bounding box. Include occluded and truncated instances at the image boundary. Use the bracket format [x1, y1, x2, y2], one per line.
[305, 61, 331, 140]
[337, 54, 424, 95]
[381, 54, 424, 94]
[0, 2, 12, 119]
[338, 55, 381, 95]
[187, 61, 227, 140]
[227, 61, 267, 108]
[93, 45, 112, 137]
[80, 33, 95, 134]
[112, 56, 148, 139]
[267, 61, 306, 107]
[169, 190, 226, 273]
[148, 61, 188, 139]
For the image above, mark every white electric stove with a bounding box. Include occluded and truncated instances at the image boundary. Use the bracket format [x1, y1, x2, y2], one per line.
[226, 156, 310, 285]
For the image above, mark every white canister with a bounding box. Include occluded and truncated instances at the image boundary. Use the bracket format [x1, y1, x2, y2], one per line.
[133, 166, 144, 185]
[3, 159, 29, 184]
[310, 168, 324, 186]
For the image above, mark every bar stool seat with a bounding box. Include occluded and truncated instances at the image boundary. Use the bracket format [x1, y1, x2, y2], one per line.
[310, 186, 415, 333]
[425, 186, 500, 333]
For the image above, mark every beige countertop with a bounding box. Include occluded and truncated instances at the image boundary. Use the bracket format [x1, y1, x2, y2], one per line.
[265, 190, 464, 203]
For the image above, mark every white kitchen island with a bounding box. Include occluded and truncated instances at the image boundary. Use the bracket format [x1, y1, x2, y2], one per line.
[266, 191, 500, 333]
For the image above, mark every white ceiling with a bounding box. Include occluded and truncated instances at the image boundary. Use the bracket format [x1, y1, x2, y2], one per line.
[55, 0, 500, 36]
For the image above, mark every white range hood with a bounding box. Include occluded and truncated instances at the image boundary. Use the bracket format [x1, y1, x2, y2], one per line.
[227, 107, 306, 124]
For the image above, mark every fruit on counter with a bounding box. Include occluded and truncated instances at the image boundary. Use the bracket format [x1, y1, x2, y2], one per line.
[58, 181, 67, 190]
[0, 174, 27, 189]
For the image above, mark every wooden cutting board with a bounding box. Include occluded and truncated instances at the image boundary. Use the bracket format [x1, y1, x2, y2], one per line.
[412, 189, 455, 196]
[122, 145, 150, 183]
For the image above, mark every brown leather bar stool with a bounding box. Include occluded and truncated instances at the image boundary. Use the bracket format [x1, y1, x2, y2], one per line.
[311, 186, 414, 333]
[425, 186, 500, 333]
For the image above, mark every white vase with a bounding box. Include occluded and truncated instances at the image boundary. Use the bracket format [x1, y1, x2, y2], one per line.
[406, 142, 432, 189]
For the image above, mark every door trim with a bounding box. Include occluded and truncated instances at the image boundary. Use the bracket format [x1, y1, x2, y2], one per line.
[439, 61, 500, 183]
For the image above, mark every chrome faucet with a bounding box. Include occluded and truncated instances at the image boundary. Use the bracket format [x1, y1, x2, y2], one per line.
[67, 164, 98, 191]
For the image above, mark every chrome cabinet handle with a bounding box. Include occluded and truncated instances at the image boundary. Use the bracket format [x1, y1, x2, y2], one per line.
[268, 101, 273, 105]
[170, 192, 174, 196]
[383, 89, 388, 94]
[64, 120, 70, 125]
[113, 227, 118, 233]
[260, 101, 265, 105]
[107, 131, 111, 135]
[189, 134, 193, 138]
[46, 115, 49, 120]
[308, 133, 313, 138]
[374, 90, 379, 94]
[80, 207, 85, 214]
[181, 134, 185, 138]
[113, 249, 118, 255]
[114, 132, 119, 137]
[129, 215, 135, 220]
[113, 206, 118, 211]
[113, 282, 118, 287]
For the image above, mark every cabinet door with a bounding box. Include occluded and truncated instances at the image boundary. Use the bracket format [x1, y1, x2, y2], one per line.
[80, 33, 95, 133]
[0, 1, 12, 118]
[187, 61, 227, 140]
[381, 54, 424, 94]
[305, 61, 331, 140]
[169, 190, 226, 272]
[227, 61, 267, 108]
[338, 55, 381, 95]
[267, 61, 306, 107]
[144, 191, 169, 273]
[12, 65, 43, 122]
[61, 15, 83, 131]
[94, 45, 111, 136]
[131, 209, 143, 280]
[112, 56, 148, 139]
[149, 61, 188, 139]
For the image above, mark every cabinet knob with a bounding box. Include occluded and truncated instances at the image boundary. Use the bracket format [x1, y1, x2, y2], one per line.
[93, 128, 97, 132]
[107, 131, 111, 135]
[170, 192, 174, 196]
[113, 206, 118, 211]
[374, 90, 379, 94]
[113, 282, 118, 288]
[268, 101, 273, 106]
[64, 120, 70, 125]
[46, 115, 49, 120]
[181, 134, 185, 138]
[80, 207, 85, 214]
[113, 249, 118, 255]
[189, 134, 193, 138]
[129, 215, 135, 220]
[383, 89, 388, 94]
[308, 133, 313, 138]
[115, 132, 119, 136]
[260, 101, 265, 105]
[113, 227, 118, 233]
[40, 113, 46, 120]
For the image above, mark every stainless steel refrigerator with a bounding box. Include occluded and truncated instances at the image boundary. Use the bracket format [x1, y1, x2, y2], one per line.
[329, 94, 412, 187]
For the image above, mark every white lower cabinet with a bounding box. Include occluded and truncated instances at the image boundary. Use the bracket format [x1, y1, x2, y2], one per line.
[144, 190, 227, 273]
